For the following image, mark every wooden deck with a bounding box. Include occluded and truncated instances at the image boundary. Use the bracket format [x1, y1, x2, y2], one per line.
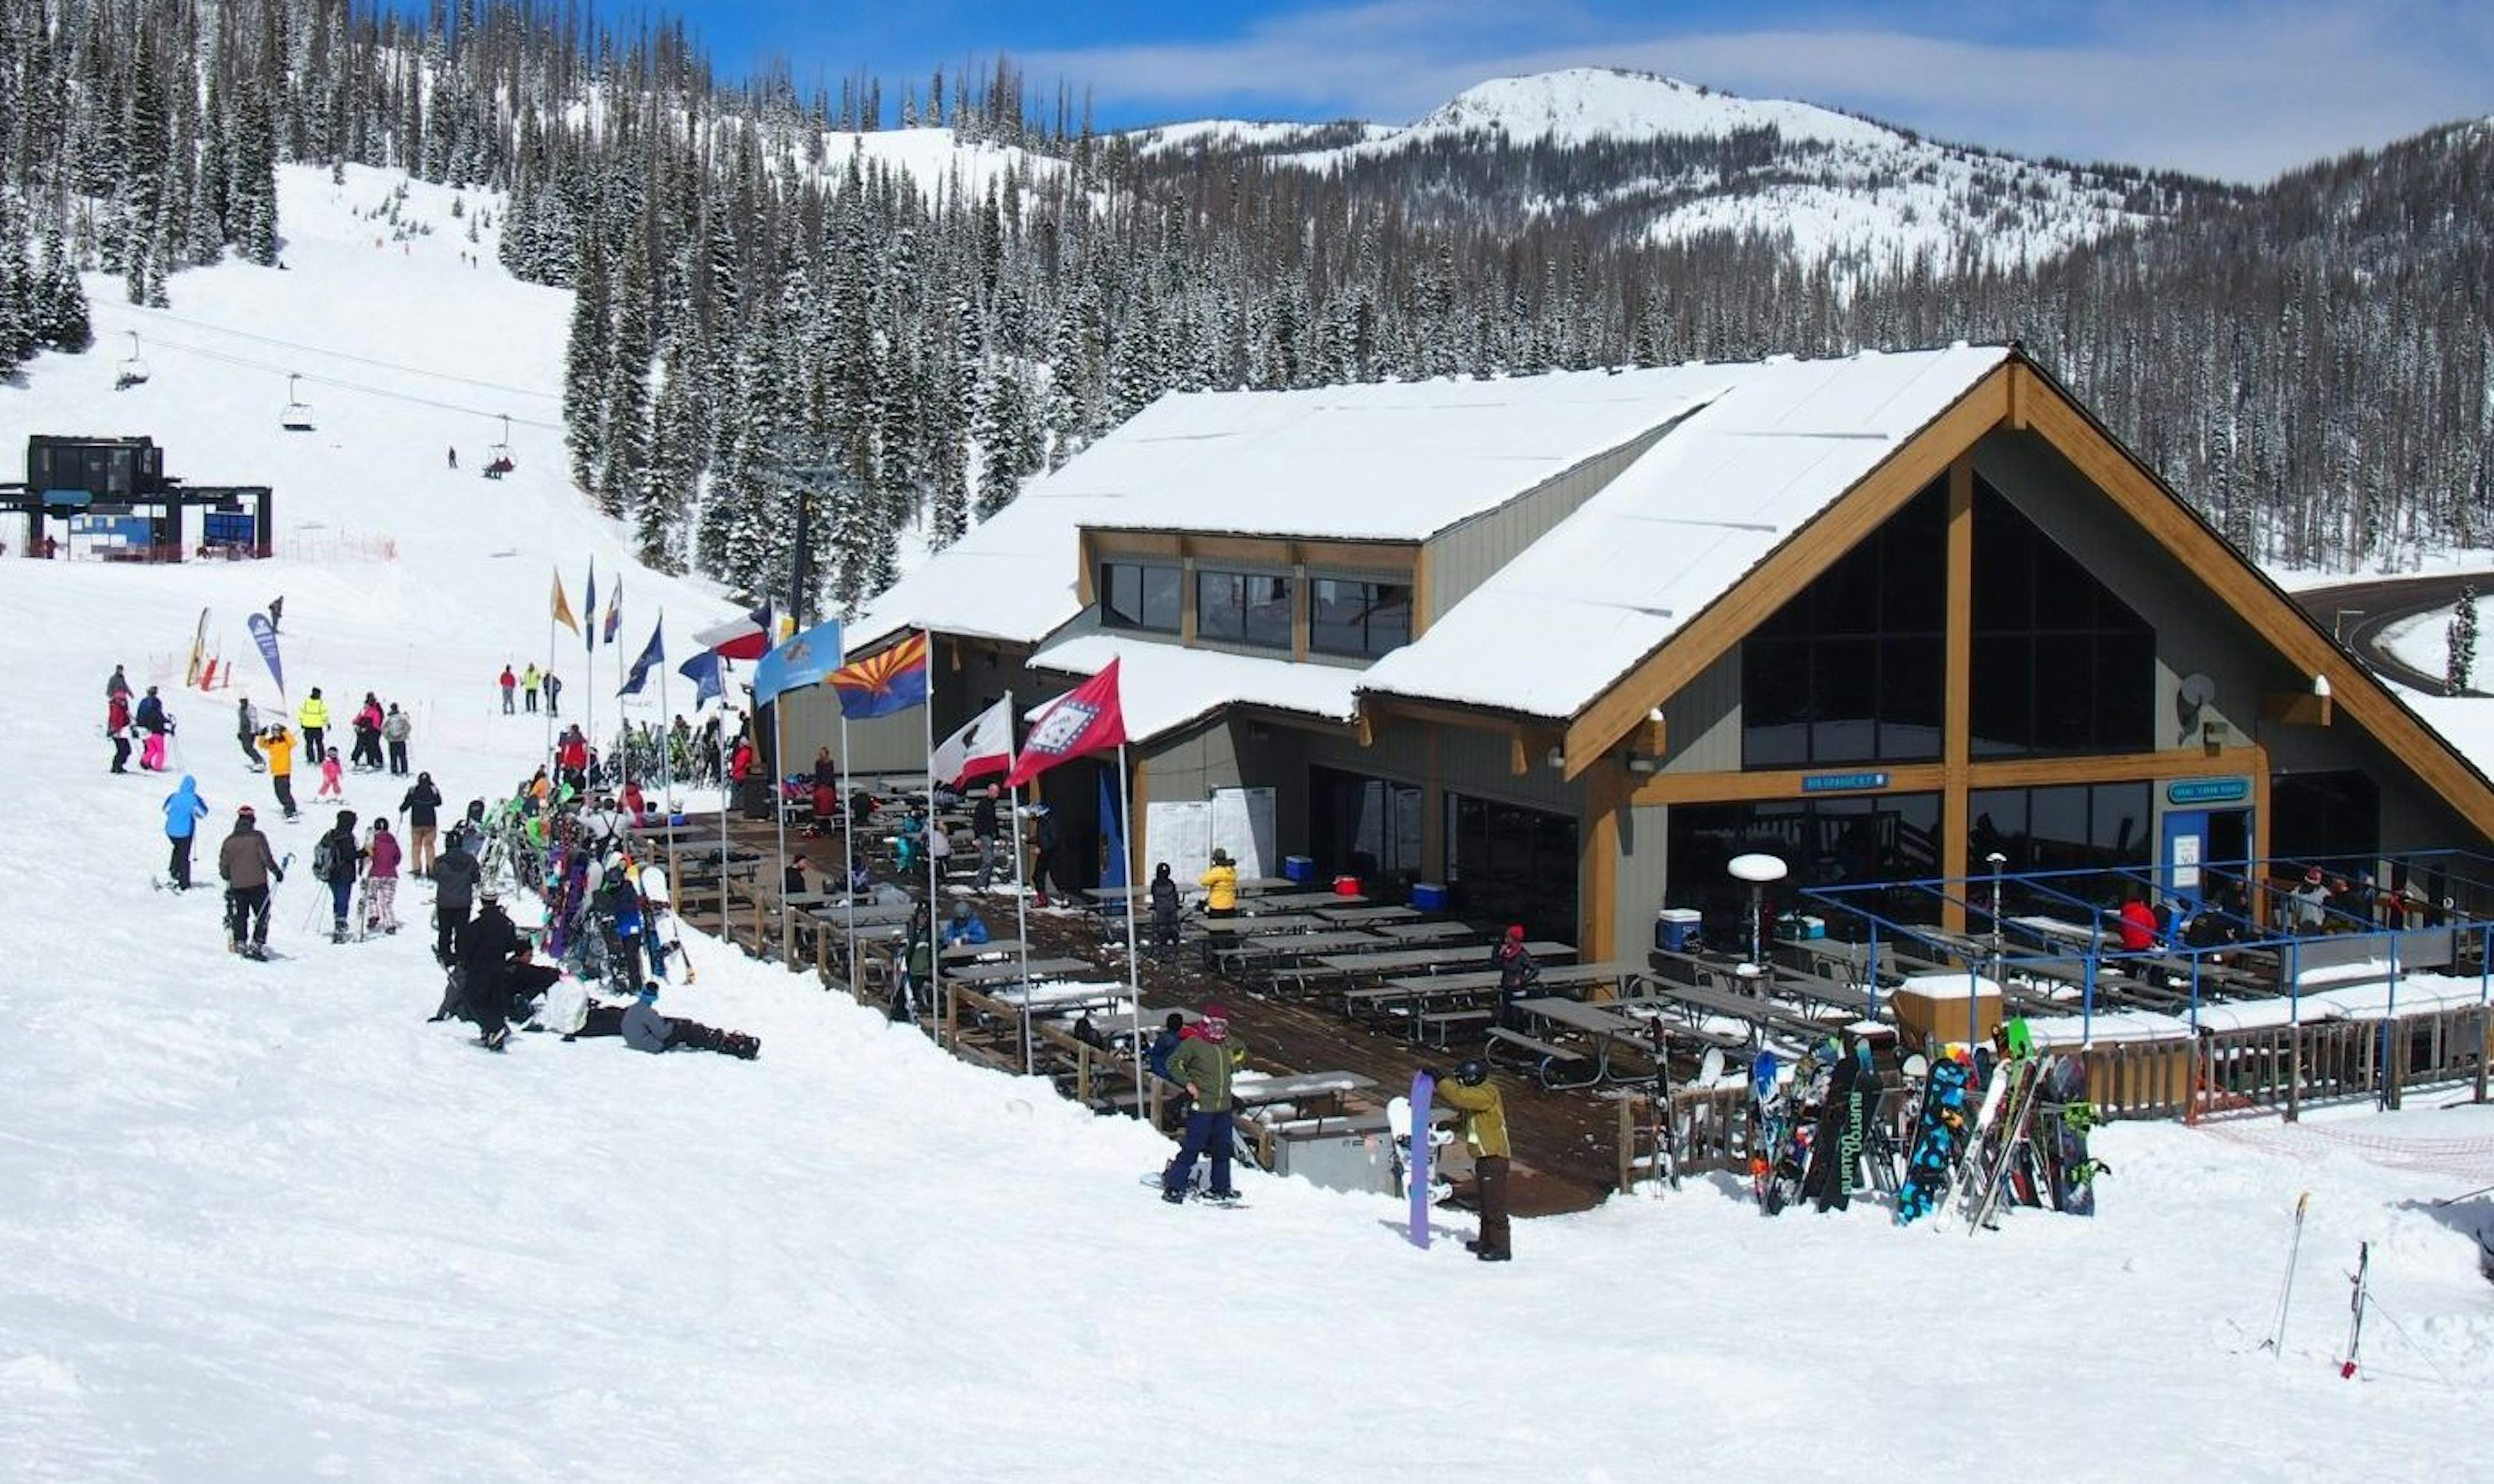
[657, 811, 1659, 1216]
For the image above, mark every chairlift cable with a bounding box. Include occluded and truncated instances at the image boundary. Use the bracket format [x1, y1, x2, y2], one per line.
[114, 304, 560, 401]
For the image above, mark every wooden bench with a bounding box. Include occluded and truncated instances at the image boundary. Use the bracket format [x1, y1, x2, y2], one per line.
[1485, 1027, 1596, 1089]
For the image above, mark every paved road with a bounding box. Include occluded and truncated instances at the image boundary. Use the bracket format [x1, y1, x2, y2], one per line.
[2294, 572, 2494, 698]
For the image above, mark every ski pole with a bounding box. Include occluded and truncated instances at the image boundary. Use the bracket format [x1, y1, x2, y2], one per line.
[2261, 1191, 2310, 1355]
[2339, 1241, 2369, 1379]
[2432, 1181, 2494, 1208]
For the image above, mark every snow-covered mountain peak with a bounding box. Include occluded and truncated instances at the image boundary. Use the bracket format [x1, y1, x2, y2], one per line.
[1407, 66, 1896, 151]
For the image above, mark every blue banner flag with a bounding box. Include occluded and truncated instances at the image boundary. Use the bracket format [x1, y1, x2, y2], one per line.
[618, 618, 665, 696]
[676, 650, 724, 708]
[753, 620, 841, 709]
[246, 612, 285, 698]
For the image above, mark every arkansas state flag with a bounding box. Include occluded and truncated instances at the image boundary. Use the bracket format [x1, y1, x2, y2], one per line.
[1005, 660, 1126, 789]
[931, 693, 1014, 787]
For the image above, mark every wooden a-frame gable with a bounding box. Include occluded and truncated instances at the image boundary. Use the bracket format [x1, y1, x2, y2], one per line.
[1561, 352, 2494, 843]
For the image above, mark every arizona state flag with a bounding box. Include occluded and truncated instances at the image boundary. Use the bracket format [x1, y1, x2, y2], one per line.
[1005, 660, 1126, 788]
[831, 632, 931, 720]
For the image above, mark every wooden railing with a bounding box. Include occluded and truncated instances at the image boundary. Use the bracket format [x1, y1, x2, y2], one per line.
[2079, 1004, 2493, 1123]
[1615, 1085, 1753, 1191]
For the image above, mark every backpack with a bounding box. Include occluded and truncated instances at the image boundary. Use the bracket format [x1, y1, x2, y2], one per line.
[312, 833, 344, 883]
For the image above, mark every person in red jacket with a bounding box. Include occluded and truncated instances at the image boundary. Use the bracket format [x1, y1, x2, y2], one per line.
[2116, 894, 2160, 953]
[107, 692, 133, 773]
[557, 726, 589, 790]
[498, 664, 517, 714]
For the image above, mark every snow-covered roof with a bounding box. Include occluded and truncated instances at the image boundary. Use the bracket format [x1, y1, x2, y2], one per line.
[847, 366, 1721, 654]
[1026, 633, 1361, 744]
[1358, 345, 2011, 720]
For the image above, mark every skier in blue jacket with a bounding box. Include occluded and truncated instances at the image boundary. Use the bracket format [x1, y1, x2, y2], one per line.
[162, 774, 210, 889]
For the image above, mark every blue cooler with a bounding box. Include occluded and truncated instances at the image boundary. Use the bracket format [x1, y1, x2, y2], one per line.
[1412, 882, 1450, 912]
[1283, 855, 1316, 884]
[1654, 907, 1703, 953]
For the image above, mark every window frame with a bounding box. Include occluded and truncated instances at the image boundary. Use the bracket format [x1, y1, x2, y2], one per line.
[1307, 575, 1415, 659]
[1196, 567, 1296, 651]
[1098, 559, 1182, 635]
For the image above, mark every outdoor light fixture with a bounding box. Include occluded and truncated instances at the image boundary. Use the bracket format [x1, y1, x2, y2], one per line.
[2202, 719, 2226, 750]
[1546, 746, 1566, 770]
[1626, 753, 1661, 774]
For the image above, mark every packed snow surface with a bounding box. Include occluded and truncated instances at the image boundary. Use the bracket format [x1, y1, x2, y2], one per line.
[2, 166, 2491, 1479]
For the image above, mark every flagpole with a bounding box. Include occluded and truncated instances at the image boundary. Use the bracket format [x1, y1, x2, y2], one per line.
[544, 568, 559, 774]
[1116, 741, 1145, 1118]
[840, 709, 858, 1003]
[922, 631, 942, 1049]
[772, 698, 791, 966]
[657, 621, 674, 811]
[715, 680, 729, 947]
[997, 691, 1033, 1074]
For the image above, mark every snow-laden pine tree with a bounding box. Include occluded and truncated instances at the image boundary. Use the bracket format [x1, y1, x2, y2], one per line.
[598, 218, 656, 520]
[562, 233, 614, 495]
[2449, 586, 2479, 696]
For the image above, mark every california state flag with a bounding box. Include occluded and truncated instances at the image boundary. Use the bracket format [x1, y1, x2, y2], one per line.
[932, 693, 1016, 788]
[1004, 662, 1127, 789]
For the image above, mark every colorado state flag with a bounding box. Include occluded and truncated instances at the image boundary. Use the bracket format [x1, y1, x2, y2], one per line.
[831, 632, 931, 720]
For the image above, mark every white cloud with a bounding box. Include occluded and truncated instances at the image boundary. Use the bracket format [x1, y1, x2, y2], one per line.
[1018, 1, 2494, 180]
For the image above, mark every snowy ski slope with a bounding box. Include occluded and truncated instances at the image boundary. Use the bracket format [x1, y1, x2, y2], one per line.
[0, 165, 2489, 1480]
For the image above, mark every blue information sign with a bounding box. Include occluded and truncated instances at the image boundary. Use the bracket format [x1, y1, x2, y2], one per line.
[2167, 776, 2250, 805]
[1801, 771, 1891, 794]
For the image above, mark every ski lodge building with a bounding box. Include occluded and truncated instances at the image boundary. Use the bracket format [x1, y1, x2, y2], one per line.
[788, 345, 2494, 961]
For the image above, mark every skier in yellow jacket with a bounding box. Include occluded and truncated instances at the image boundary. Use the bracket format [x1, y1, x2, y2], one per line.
[1431, 1059, 1512, 1261]
[296, 688, 331, 764]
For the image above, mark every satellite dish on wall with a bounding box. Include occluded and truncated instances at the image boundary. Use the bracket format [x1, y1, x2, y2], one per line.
[2176, 673, 2217, 744]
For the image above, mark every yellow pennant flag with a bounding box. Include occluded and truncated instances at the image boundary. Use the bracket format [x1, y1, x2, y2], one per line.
[551, 567, 581, 635]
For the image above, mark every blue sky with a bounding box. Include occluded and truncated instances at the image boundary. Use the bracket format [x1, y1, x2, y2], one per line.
[691, 0, 2494, 181]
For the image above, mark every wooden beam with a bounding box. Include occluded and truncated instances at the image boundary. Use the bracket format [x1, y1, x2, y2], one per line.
[1581, 759, 1624, 966]
[2015, 371, 2494, 840]
[1565, 363, 2014, 776]
[2261, 691, 2334, 727]
[1624, 746, 2261, 809]
[1413, 541, 1435, 635]
[1510, 731, 1530, 778]
[1942, 458, 1976, 928]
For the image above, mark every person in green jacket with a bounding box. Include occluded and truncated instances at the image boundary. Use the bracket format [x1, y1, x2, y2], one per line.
[1431, 1059, 1512, 1261]
[1160, 1004, 1246, 1203]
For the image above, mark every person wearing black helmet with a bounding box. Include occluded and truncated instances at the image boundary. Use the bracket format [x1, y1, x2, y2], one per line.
[455, 885, 523, 1050]
[312, 809, 366, 944]
[1427, 1059, 1513, 1261]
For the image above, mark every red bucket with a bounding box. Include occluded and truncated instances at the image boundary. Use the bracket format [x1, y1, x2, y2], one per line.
[1332, 874, 1362, 898]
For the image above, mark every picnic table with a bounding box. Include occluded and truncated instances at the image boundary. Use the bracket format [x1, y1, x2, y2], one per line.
[1620, 978, 1839, 1045]
[940, 938, 1029, 961]
[1313, 904, 1421, 925]
[809, 903, 918, 927]
[944, 957, 1096, 987]
[1230, 1070, 1378, 1113]
[1225, 931, 1386, 963]
[1313, 940, 1575, 981]
[1242, 890, 1367, 912]
[1346, 959, 1624, 1042]
[1378, 920, 1476, 943]
[1199, 913, 1326, 936]
[1500, 997, 1653, 1088]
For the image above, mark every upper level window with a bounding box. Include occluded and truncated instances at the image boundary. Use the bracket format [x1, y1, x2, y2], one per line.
[1100, 562, 1181, 633]
[1741, 481, 1946, 768]
[1198, 570, 1294, 649]
[1969, 481, 2155, 756]
[1309, 578, 1413, 659]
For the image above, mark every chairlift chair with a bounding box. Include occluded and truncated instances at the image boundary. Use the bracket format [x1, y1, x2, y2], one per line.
[280, 373, 315, 432]
[483, 412, 514, 479]
[114, 331, 151, 391]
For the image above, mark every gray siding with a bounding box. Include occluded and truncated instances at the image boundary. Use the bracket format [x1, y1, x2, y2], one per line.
[1423, 423, 1674, 620]
[1613, 801, 1672, 961]
[1660, 648, 1743, 773]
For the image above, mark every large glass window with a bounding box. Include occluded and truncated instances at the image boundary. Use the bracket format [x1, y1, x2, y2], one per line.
[2271, 770, 2380, 868]
[1966, 781, 2153, 920]
[1309, 766, 1422, 887]
[1446, 794, 1578, 946]
[1666, 792, 1944, 941]
[1100, 561, 1180, 633]
[1741, 481, 1945, 767]
[1197, 570, 1294, 649]
[1969, 481, 2156, 756]
[1309, 578, 1413, 659]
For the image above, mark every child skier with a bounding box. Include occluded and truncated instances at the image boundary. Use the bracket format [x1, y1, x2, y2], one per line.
[316, 749, 344, 800]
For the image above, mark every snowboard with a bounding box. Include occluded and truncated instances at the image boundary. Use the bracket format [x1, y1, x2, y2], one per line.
[1407, 1070, 1435, 1248]
[1137, 1172, 1248, 1207]
[1895, 1051, 1972, 1225]
[2039, 1056, 2102, 1216]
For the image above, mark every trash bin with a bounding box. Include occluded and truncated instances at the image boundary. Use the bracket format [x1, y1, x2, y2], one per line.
[1654, 907, 1703, 953]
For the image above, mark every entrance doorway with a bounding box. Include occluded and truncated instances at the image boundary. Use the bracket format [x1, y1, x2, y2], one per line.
[2160, 806, 2253, 909]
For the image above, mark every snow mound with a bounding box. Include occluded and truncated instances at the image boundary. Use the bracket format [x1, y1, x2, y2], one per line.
[1409, 66, 1900, 151]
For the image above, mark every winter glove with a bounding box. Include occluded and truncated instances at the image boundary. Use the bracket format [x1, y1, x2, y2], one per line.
[1420, 1066, 1444, 1083]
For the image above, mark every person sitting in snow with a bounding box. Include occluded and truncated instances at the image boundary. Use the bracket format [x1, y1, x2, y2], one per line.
[570, 983, 758, 1059]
